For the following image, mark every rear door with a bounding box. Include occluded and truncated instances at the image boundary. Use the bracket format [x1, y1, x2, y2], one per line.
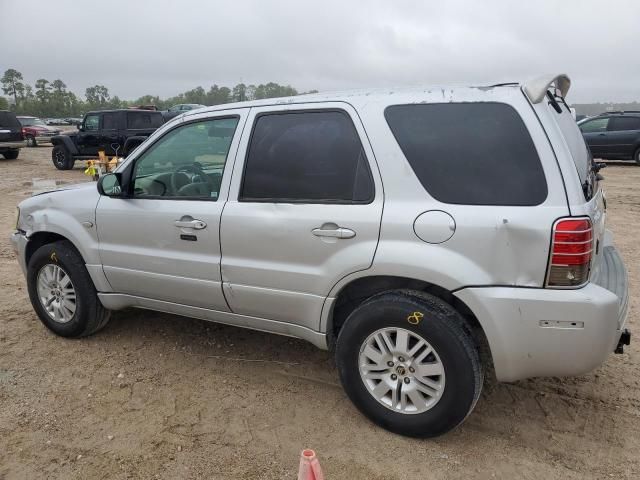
[579, 116, 610, 158]
[606, 116, 640, 158]
[220, 103, 383, 330]
[99, 111, 122, 156]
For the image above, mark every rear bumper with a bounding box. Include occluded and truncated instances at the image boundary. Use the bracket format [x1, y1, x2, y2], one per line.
[35, 135, 55, 144]
[455, 244, 628, 382]
[0, 141, 27, 149]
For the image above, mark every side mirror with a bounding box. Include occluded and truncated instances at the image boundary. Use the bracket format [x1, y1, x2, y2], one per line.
[97, 173, 124, 197]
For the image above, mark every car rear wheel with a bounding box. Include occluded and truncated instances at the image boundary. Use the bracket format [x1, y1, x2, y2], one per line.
[26, 135, 37, 147]
[335, 290, 483, 437]
[634, 147, 640, 165]
[27, 241, 110, 337]
[2, 149, 19, 160]
[52, 145, 74, 170]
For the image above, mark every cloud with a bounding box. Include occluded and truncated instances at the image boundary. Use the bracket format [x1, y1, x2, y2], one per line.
[1, 0, 638, 102]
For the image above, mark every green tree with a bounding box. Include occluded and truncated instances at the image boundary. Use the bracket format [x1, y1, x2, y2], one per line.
[35, 79, 51, 103]
[0, 96, 8, 110]
[85, 85, 110, 108]
[1, 69, 25, 107]
[232, 83, 247, 102]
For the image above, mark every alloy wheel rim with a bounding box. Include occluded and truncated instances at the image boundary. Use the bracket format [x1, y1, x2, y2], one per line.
[358, 327, 445, 414]
[36, 264, 77, 323]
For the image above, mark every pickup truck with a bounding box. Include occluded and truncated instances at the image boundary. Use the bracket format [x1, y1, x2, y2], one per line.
[50, 109, 164, 170]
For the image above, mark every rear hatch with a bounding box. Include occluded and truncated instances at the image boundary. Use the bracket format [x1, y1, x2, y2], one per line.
[543, 93, 626, 325]
[0, 111, 23, 142]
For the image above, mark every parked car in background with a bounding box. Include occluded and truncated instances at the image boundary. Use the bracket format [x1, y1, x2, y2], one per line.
[11, 74, 629, 437]
[17, 116, 62, 147]
[65, 117, 83, 126]
[0, 110, 26, 159]
[578, 111, 640, 164]
[162, 103, 206, 121]
[50, 109, 165, 169]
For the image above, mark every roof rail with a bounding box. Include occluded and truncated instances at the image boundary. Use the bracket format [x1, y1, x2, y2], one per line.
[598, 110, 640, 115]
[523, 74, 571, 104]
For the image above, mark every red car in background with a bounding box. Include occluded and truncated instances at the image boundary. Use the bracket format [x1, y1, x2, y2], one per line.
[16, 116, 61, 147]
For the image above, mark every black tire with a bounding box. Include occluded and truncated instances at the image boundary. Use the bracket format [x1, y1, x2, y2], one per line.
[634, 147, 640, 165]
[335, 290, 483, 438]
[2, 149, 19, 160]
[52, 145, 74, 170]
[27, 240, 110, 338]
[26, 135, 37, 147]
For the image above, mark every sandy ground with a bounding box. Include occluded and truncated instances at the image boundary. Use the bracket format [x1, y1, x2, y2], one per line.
[0, 146, 638, 480]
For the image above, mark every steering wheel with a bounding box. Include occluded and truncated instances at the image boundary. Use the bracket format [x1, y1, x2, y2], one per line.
[169, 164, 207, 193]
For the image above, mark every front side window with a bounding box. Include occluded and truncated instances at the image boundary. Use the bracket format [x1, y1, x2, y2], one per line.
[579, 117, 609, 133]
[385, 103, 547, 206]
[608, 116, 640, 132]
[132, 117, 239, 199]
[84, 114, 99, 131]
[240, 111, 374, 203]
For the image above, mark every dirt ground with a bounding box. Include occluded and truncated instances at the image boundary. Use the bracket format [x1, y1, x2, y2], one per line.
[0, 145, 638, 480]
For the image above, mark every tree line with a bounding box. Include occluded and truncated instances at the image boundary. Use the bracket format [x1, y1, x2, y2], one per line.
[0, 68, 313, 118]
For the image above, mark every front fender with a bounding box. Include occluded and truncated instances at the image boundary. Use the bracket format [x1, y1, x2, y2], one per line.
[51, 135, 79, 155]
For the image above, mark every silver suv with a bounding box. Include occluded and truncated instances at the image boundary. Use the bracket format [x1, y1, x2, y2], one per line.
[11, 74, 630, 437]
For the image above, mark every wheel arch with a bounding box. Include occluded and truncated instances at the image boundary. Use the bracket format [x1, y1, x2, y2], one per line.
[324, 275, 492, 369]
[51, 135, 79, 155]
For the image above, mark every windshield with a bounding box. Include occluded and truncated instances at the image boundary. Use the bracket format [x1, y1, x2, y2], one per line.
[19, 117, 47, 127]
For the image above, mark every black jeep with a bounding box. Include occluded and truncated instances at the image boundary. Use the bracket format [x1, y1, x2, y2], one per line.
[50, 109, 164, 170]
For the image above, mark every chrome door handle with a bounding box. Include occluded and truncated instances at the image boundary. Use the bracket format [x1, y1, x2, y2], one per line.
[312, 227, 356, 239]
[175, 219, 207, 230]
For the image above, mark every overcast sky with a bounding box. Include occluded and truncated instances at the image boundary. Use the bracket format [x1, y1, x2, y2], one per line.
[1, 0, 638, 103]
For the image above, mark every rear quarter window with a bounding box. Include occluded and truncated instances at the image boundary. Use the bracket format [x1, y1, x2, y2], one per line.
[385, 103, 548, 206]
[127, 112, 164, 129]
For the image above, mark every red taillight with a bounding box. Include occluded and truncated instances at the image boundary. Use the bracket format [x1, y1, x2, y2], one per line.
[546, 218, 593, 287]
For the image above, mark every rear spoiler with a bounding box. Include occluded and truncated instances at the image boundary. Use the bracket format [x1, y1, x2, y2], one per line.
[523, 74, 571, 104]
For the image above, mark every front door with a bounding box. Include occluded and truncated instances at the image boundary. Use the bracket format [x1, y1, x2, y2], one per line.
[579, 116, 610, 158]
[96, 110, 247, 310]
[220, 104, 384, 330]
[77, 113, 101, 156]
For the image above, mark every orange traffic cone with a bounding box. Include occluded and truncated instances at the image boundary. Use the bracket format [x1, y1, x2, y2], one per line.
[297, 449, 324, 480]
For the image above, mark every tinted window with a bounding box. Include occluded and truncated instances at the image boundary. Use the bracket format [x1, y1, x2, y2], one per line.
[0, 111, 21, 129]
[579, 117, 609, 132]
[127, 112, 164, 129]
[608, 116, 640, 131]
[241, 111, 373, 203]
[102, 113, 118, 130]
[132, 117, 238, 199]
[385, 103, 547, 206]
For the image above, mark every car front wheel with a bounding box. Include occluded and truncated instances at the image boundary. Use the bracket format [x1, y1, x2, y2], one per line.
[52, 145, 74, 170]
[335, 290, 483, 437]
[26, 135, 37, 147]
[27, 241, 110, 337]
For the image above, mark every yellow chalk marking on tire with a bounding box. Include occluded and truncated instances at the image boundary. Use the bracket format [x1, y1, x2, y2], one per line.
[50, 252, 58, 263]
[407, 311, 424, 325]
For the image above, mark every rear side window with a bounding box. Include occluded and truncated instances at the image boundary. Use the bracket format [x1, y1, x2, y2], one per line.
[240, 111, 374, 203]
[608, 116, 640, 131]
[385, 103, 547, 206]
[127, 112, 164, 129]
[102, 113, 118, 130]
